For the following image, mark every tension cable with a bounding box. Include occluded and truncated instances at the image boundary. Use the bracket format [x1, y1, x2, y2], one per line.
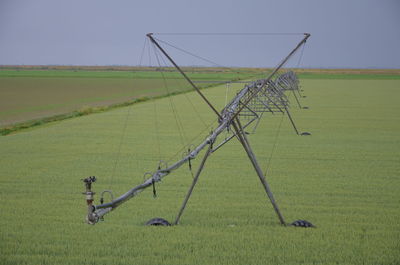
[263, 39, 307, 176]
[152, 42, 188, 150]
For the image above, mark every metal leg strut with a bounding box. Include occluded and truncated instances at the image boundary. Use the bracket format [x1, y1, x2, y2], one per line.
[292, 90, 302, 109]
[232, 118, 286, 225]
[283, 106, 300, 135]
[174, 144, 212, 225]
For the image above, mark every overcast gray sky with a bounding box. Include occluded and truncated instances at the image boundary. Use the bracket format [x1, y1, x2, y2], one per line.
[0, 0, 399, 68]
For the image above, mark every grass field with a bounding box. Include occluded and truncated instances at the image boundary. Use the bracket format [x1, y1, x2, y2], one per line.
[0, 73, 399, 264]
[0, 69, 257, 127]
[2, 68, 399, 129]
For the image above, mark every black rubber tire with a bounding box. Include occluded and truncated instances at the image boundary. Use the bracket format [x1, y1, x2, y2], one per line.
[301, 132, 312, 136]
[290, 220, 315, 228]
[145, 217, 171, 226]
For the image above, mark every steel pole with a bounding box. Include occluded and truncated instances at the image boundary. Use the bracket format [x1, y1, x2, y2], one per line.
[283, 105, 300, 135]
[174, 144, 213, 225]
[292, 90, 302, 109]
[232, 119, 286, 225]
[147, 33, 222, 120]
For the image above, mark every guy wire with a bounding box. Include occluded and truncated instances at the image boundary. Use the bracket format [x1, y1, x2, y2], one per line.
[154, 33, 304, 36]
[109, 94, 134, 190]
[151, 42, 188, 150]
[138, 37, 148, 67]
[263, 40, 307, 176]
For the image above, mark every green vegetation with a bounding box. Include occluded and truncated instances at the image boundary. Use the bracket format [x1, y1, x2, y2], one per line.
[0, 69, 258, 128]
[0, 69, 256, 80]
[2, 68, 398, 133]
[0, 97, 150, 136]
[0, 75, 399, 264]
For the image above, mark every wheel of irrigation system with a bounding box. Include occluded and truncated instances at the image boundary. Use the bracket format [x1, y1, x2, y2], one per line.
[290, 220, 315, 228]
[145, 217, 171, 226]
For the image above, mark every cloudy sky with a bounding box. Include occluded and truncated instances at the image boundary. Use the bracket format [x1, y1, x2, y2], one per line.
[0, 0, 399, 68]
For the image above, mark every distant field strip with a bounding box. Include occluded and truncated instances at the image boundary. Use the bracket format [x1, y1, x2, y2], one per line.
[0, 70, 257, 127]
[1, 69, 398, 130]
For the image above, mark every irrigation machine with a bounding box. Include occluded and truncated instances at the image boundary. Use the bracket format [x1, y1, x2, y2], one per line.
[82, 33, 315, 228]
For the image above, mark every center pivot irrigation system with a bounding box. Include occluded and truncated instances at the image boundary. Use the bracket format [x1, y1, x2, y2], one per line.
[82, 33, 315, 228]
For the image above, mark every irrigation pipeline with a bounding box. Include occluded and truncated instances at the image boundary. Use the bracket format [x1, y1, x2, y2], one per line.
[83, 33, 310, 225]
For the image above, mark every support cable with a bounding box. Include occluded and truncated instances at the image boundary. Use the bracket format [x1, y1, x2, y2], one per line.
[166, 119, 217, 164]
[108, 38, 152, 189]
[223, 82, 232, 138]
[296, 41, 306, 68]
[152, 42, 188, 150]
[263, 113, 285, 177]
[147, 36, 152, 67]
[154, 33, 305, 36]
[153, 37, 228, 69]
[263, 39, 307, 176]
[155, 46, 189, 147]
[139, 37, 148, 67]
[152, 37, 260, 81]
[157, 49, 209, 129]
[152, 82, 162, 162]
[109, 96, 134, 190]
[148, 34, 222, 120]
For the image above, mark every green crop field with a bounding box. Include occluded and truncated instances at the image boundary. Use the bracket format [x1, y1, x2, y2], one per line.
[0, 69, 257, 127]
[0, 73, 399, 264]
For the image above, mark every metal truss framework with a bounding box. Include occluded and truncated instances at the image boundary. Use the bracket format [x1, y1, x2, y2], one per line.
[83, 33, 312, 227]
